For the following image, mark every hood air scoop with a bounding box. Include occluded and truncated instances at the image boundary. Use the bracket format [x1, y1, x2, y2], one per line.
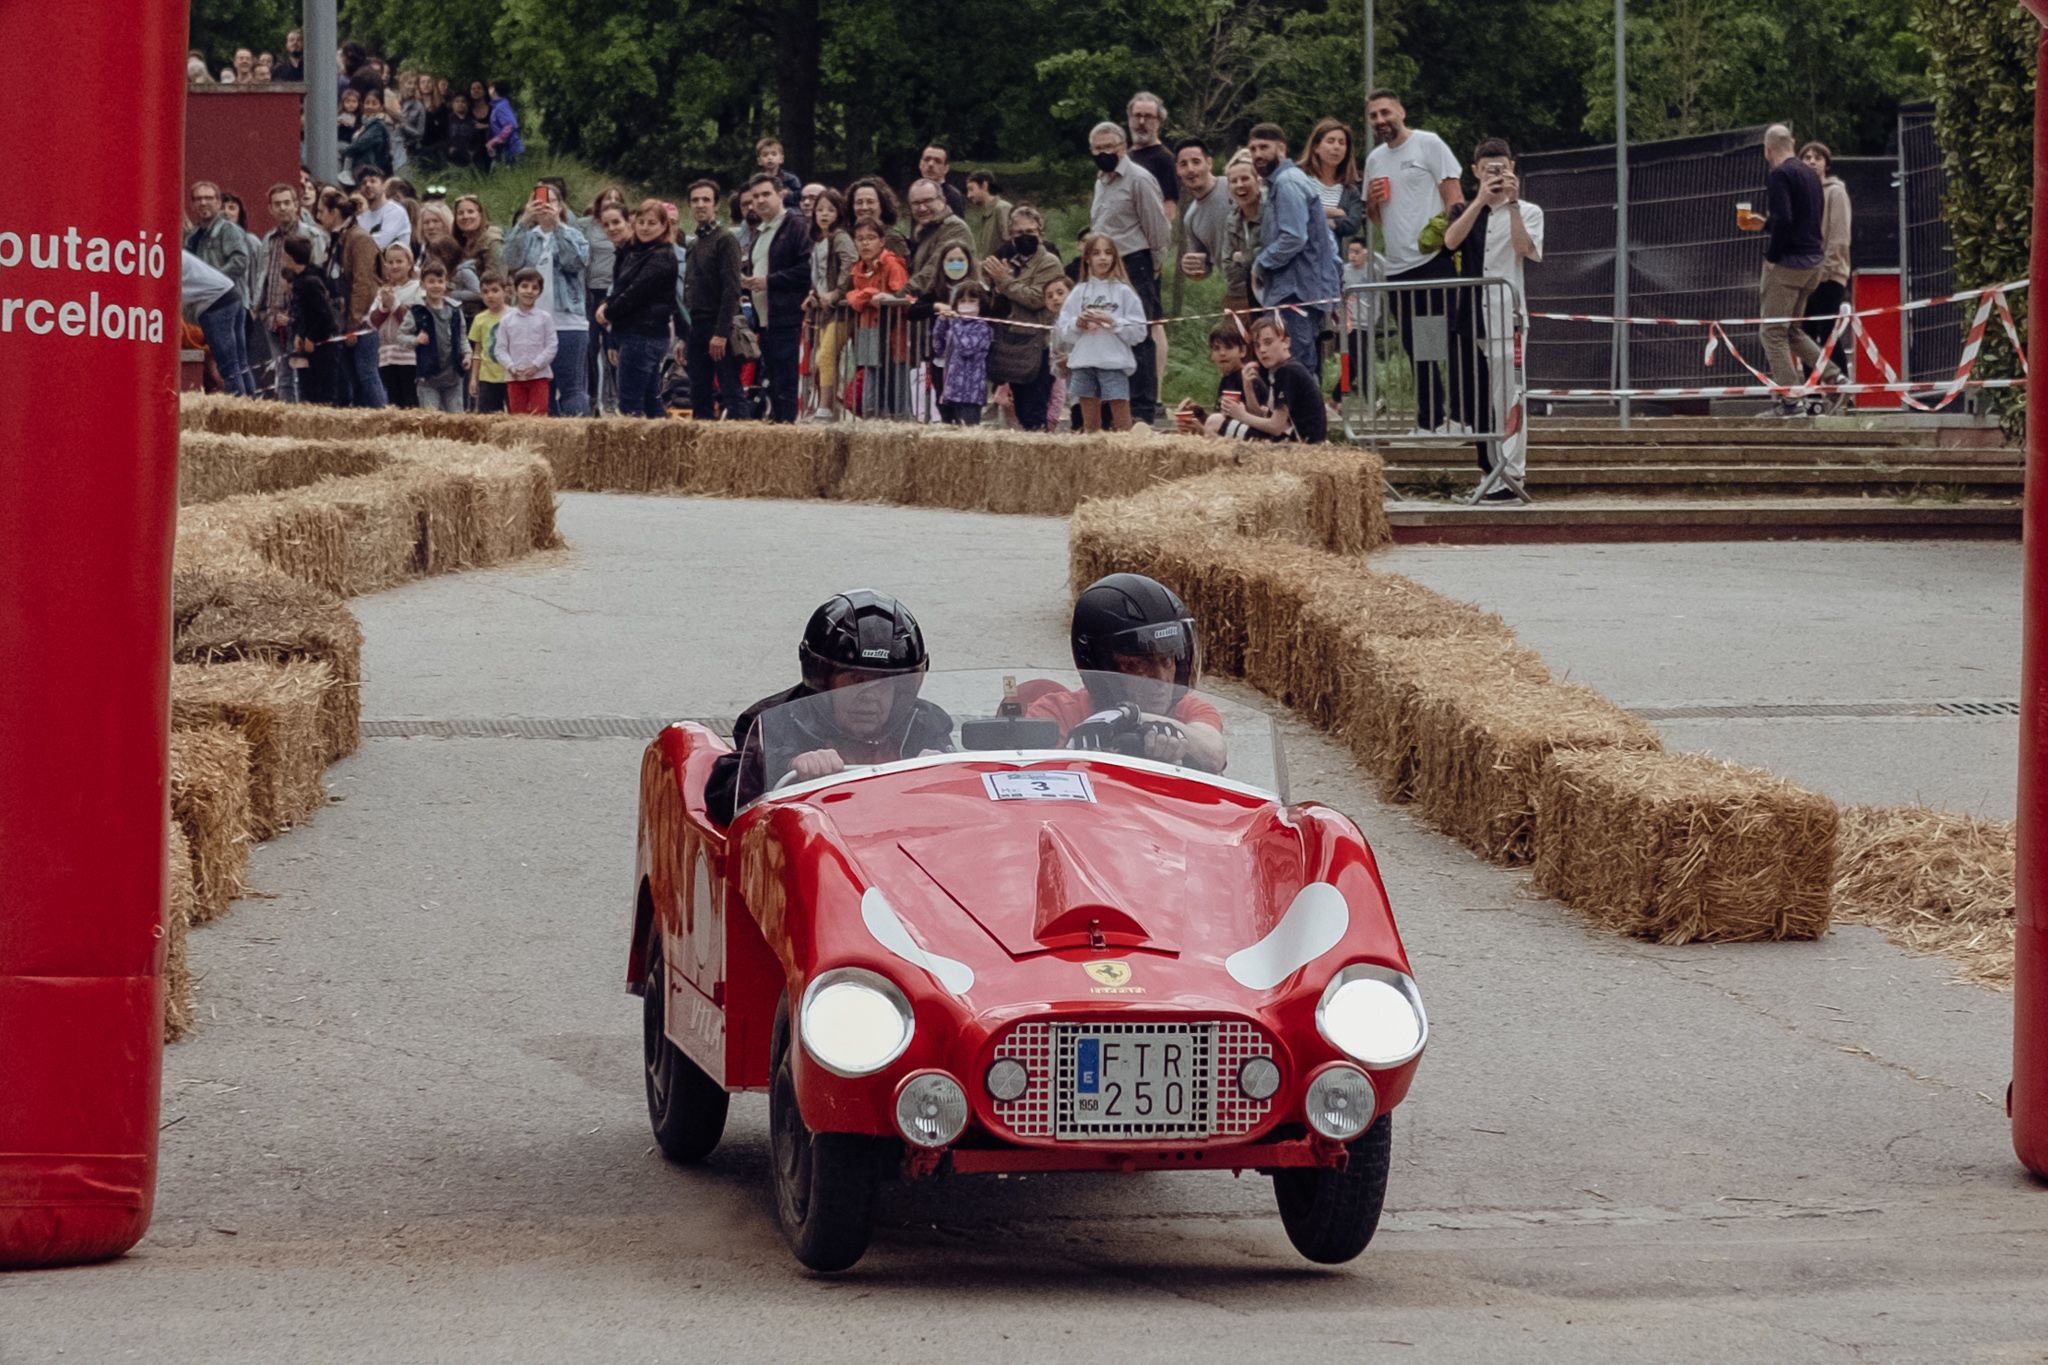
[1032, 824, 1160, 950]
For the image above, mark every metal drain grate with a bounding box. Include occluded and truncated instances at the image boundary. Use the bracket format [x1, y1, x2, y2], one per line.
[362, 717, 732, 740]
[1633, 699, 2019, 721]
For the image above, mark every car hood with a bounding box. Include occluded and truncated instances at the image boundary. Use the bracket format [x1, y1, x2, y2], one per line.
[796, 757, 1313, 966]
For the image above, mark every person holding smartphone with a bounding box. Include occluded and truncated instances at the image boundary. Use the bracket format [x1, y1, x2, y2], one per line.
[1442, 137, 1544, 503]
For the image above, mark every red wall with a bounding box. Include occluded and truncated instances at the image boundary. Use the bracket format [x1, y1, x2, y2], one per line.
[184, 85, 304, 215]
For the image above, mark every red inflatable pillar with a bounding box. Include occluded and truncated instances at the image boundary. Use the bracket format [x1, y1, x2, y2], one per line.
[2015, 8, 2048, 1177]
[0, 5, 189, 1264]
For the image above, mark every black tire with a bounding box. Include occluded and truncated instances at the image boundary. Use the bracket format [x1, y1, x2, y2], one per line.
[643, 944, 729, 1163]
[769, 1002, 882, 1272]
[1272, 1113, 1393, 1265]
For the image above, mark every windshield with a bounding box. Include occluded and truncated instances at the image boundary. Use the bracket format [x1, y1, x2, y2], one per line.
[740, 667, 1287, 809]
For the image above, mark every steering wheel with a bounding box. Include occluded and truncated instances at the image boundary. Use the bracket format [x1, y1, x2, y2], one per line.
[1066, 703, 1187, 759]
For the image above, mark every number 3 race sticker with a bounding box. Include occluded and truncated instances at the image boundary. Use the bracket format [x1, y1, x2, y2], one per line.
[982, 771, 1096, 803]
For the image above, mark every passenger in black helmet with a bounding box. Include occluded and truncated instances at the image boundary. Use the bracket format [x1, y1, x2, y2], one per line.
[1028, 573, 1227, 773]
[705, 591, 952, 825]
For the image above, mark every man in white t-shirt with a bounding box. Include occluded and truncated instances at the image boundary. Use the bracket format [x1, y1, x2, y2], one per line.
[1444, 137, 1544, 503]
[354, 170, 410, 252]
[1363, 90, 1465, 433]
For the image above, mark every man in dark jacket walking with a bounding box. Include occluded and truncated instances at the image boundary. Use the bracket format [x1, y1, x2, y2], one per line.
[1754, 123, 1835, 416]
[683, 178, 750, 420]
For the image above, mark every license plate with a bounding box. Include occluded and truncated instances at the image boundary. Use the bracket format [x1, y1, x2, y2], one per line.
[1058, 1024, 1213, 1139]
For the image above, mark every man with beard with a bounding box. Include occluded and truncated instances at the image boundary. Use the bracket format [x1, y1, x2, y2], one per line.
[1362, 89, 1465, 433]
[1245, 124, 1342, 373]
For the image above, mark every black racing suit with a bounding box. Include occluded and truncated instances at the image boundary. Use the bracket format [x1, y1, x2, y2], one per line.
[705, 684, 955, 826]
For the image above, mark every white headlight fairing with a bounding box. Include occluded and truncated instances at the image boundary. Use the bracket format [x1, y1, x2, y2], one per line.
[800, 968, 915, 1077]
[1224, 883, 1349, 990]
[1315, 965, 1427, 1068]
[861, 888, 975, 996]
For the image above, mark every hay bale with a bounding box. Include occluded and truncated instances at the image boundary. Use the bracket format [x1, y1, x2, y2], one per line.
[169, 724, 254, 921]
[838, 421, 928, 505]
[171, 660, 331, 840]
[172, 573, 364, 761]
[178, 432, 391, 505]
[690, 421, 847, 499]
[164, 822, 197, 1042]
[578, 417, 696, 492]
[1833, 805, 2017, 986]
[1534, 749, 1837, 942]
[1247, 446, 1391, 554]
[183, 476, 421, 597]
[1392, 647, 1661, 861]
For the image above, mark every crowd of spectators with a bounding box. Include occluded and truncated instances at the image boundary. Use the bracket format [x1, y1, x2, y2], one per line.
[188, 40, 1556, 471]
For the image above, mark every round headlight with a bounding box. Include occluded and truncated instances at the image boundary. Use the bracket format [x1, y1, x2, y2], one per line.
[1303, 1063, 1376, 1140]
[1315, 965, 1427, 1068]
[896, 1071, 970, 1148]
[985, 1057, 1030, 1102]
[800, 968, 914, 1077]
[1237, 1055, 1281, 1101]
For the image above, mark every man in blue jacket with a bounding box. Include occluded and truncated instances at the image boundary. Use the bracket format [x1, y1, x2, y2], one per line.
[1246, 123, 1343, 374]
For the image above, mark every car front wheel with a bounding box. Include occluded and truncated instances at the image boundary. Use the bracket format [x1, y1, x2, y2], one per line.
[1272, 1113, 1392, 1264]
[643, 942, 729, 1163]
[769, 1003, 884, 1272]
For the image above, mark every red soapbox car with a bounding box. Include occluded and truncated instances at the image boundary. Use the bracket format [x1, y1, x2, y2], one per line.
[627, 668, 1427, 1270]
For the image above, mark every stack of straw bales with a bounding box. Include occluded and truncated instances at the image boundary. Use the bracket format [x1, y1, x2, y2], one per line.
[1833, 806, 2017, 984]
[164, 825, 197, 1041]
[168, 724, 255, 921]
[1534, 750, 1837, 942]
[171, 661, 332, 839]
[175, 573, 363, 761]
[179, 399, 1391, 526]
[175, 436, 558, 590]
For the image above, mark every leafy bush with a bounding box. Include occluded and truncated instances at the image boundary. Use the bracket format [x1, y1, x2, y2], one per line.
[1917, 0, 2036, 431]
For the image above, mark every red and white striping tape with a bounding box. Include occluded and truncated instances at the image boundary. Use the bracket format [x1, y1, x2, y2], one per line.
[1529, 278, 2028, 329]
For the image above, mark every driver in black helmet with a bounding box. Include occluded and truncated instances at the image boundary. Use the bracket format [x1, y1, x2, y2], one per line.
[1027, 573, 1227, 774]
[705, 590, 953, 826]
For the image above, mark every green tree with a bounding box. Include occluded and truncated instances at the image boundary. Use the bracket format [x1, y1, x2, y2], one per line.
[190, 0, 299, 70]
[1916, 0, 2034, 428]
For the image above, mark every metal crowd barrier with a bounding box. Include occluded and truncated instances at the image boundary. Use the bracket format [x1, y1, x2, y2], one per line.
[801, 302, 941, 422]
[1338, 275, 1526, 450]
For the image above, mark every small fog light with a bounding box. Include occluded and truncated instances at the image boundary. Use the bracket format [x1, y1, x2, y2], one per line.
[1237, 1055, 1281, 1101]
[1303, 1064, 1376, 1141]
[896, 1071, 970, 1148]
[985, 1057, 1029, 1102]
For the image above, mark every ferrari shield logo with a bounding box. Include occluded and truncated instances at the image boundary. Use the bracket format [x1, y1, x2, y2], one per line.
[1084, 961, 1133, 987]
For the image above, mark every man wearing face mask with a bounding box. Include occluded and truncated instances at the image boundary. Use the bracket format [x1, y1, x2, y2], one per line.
[902, 177, 975, 304]
[1087, 121, 1170, 424]
[982, 203, 1065, 431]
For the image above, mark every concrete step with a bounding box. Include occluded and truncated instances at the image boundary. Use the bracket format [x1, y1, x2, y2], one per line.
[1386, 495, 2022, 545]
[1518, 419, 2010, 451]
[1374, 443, 2022, 468]
[1384, 463, 2025, 497]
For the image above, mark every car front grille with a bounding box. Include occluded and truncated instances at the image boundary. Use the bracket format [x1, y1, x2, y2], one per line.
[988, 1019, 1276, 1141]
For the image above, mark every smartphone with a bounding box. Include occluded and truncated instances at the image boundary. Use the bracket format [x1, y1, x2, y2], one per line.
[530, 185, 549, 206]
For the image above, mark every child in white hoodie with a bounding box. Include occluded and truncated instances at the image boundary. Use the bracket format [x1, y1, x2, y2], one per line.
[1053, 233, 1148, 432]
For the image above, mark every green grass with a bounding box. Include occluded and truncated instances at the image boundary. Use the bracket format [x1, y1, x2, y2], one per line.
[408, 150, 677, 228]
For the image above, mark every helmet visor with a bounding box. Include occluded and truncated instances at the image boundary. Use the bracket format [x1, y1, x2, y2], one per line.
[1101, 618, 1196, 666]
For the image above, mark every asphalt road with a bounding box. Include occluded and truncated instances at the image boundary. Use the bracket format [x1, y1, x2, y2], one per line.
[7, 496, 2044, 1363]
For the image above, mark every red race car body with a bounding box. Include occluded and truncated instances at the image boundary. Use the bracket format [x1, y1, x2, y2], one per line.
[628, 670, 1426, 1269]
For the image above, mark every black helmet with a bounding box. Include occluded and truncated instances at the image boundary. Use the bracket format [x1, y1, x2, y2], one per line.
[798, 590, 929, 692]
[1071, 573, 1199, 693]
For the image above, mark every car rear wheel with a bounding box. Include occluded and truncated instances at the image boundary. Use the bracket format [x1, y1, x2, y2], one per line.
[1272, 1113, 1392, 1264]
[643, 942, 729, 1163]
[769, 1002, 883, 1272]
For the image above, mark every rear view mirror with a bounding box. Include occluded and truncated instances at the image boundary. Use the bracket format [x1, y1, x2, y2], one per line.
[959, 718, 1061, 751]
